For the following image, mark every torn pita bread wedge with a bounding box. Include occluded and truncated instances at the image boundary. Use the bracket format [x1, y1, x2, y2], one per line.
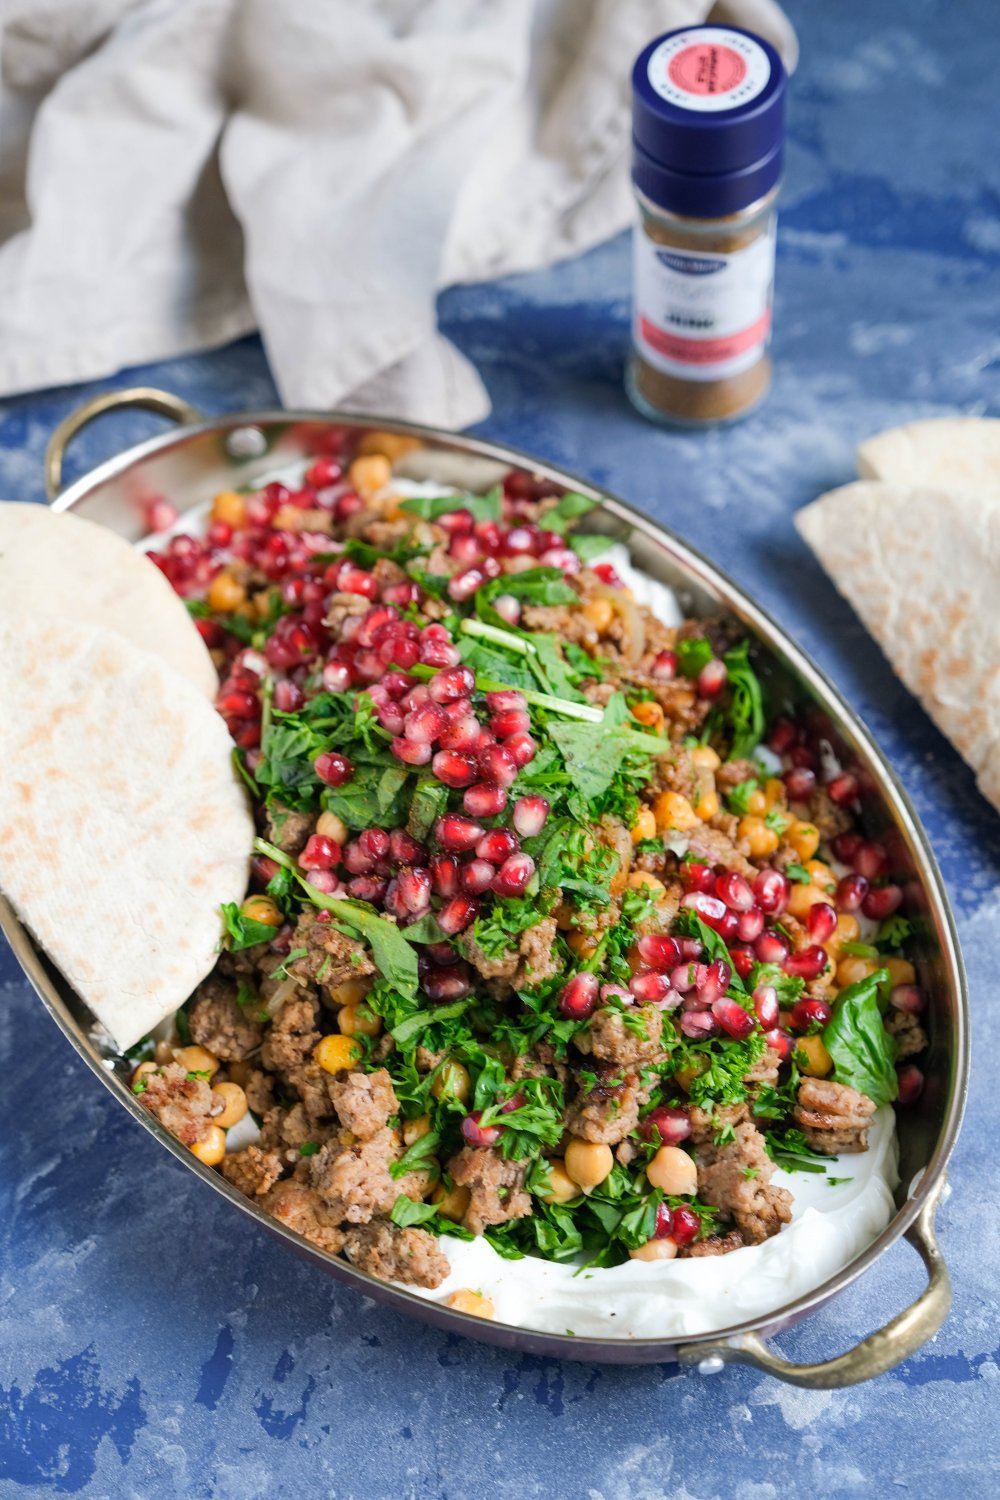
[857, 418, 1000, 505]
[796, 480, 1000, 812]
[0, 621, 253, 1050]
[0, 502, 217, 695]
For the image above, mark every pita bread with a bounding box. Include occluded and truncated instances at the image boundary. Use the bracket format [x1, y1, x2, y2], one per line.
[0, 620, 253, 1050]
[857, 418, 1000, 504]
[0, 502, 217, 696]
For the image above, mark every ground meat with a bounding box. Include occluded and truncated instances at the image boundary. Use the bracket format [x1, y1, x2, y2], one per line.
[372, 557, 407, 591]
[687, 1100, 749, 1147]
[310, 1127, 412, 1223]
[258, 1180, 346, 1256]
[448, 1146, 532, 1235]
[243, 1067, 276, 1117]
[510, 1041, 570, 1087]
[138, 1063, 214, 1146]
[342, 1221, 449, 1289]
[744, 1046, 783, 1088]
[260, 1103, 331, 1154]
[260, 995, 321, 1075]
[264, 802, 314, 855]
[515, 917, 560, 986]
[283, 1061, 337, 1123]
[287, 910, 375, 991]
[794, 1078, 877, 1154]
[808, 785, 853, 842]
[188, 980, 263, 1061]
[685, 823, 756, 879]
[521, 602, 594, 648]
[329, 1069, 398, 1140]
[696, 1121, 793, 1244]
[220, 1144, 284, 1198]
[458, 932, 518, 981]
[680, 1229, 746, 1258]
[574, 1003, 664, 1069]
[716, 758, 758, 789]
[565, 1071, 642, 1145]
[885, 1009, 928, 1060]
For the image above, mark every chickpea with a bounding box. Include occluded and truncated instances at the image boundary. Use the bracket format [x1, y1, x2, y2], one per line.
[431, 1059, 471, 1104]
[886, 956, 916, 987]
[739, 815, 780, 859]
[806, 858, 836, 890]
[630, 1238, 678, 1263]
[786, 820, 821, 862]
[403, 1115, 433, 1147]
[763, 777, 786, 810]
[173, 1045, 220, 1078]
[646, 1145, 698, 1196]
[356, 429, 422, 463]
[190, 1126, 227, 1167]
[538, 1160, 579, 1205]
[827, 913, 860, 959]
[653, 790, 699, 833]
[673, 1063, 705, 1094]
[240, 894, 282, 927]
[564, 1139, 614, 1193]
[316, 810, 348, 844]
[695, 789, 720, 822]
[338, 1004, 382, 1039]
[630, 806, 657, 844]
[837, 955, 880, 987]
[328, 975, 372, 1007]
[211, 490, 247, 528]
[348, 454, 393, 496]
[433, 1183, 471, 1222]
[632, 700, 665, 731]
[582, 597, 614, 633]
[153, 1040, 175, 1066]
[407, 1164, 440, 1200]
[211, 1081, 248, 1129]
[690, 745, 721, 772]
[567, 930, 599, 961]
[206, 569, 247, 614]
[626, 872, 666, 893]
[795, 1034, 833, 1078]
[745, 788, 768, 816]
[786, 881, 830, 921]
[314, 1034, 362, 1075]
[131, 1061, 158, 1089]
[446, 1289, 495, 1319]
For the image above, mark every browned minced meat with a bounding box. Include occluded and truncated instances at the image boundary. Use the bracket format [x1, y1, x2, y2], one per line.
[287, 910, 376, 991]
[284, 1061, 340, 1124]
[716, 758, 758, 789]
[220, 1144, 284, 1198]
[565, 1070, 642, 1145]
[745, 1046, 783, 1088]
[574, 1003, 664, 1069]
[807, 785, 853, 841]
[329, 1068, 397, 1140]
[520, 602, 595, 648]
[685, 824, 756, 879]
[680, 1229, 746, 1259]
[885, 1009, 928, 1061]
[687, 1100, 749, 1147]
[264, 802, 315, 855]
[342, 1221, 449, 1289]
[139, 1063, 214, 1146]
[259, 1180, 346, 1256]
[458, 932, 517, 981]
[697, 1122, 793, 1244]
[243, 1067, 276, 1117]
[794, 1078, 877, 1155]
[510, 1041, 570, 1087]
[260, 995, 321, 1075]
[516, 917, 560, 986]
[260, 1102, 334, 1154]
[448, 1146, 532, 1235]
[310, 1127, 416, 1224]
[188, 980, 263, 1061]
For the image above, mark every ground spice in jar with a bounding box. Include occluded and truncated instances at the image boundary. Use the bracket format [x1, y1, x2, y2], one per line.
[626, 27, 787, 427]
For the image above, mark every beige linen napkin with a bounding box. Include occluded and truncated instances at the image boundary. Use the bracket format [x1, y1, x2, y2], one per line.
[0, 0, 796, 427]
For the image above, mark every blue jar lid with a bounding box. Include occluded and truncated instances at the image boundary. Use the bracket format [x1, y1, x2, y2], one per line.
[632, 26, 786, 219]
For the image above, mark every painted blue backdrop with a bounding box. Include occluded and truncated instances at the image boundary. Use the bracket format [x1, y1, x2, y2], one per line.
[1, 2, 998, 1495]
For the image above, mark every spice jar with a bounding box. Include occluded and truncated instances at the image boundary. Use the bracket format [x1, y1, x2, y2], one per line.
[626, 26, 787, 427]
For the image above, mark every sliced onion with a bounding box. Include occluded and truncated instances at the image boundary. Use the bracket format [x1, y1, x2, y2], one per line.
[264, 976, 299, 1018]
[592, 582, 645, 665]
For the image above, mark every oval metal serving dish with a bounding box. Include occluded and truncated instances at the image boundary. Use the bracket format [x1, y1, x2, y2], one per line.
[1, 387, 968, 1384]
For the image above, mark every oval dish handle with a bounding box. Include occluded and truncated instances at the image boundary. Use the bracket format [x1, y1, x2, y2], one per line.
[677, 1176, 950, 1388]
[45, 386, 203, 499]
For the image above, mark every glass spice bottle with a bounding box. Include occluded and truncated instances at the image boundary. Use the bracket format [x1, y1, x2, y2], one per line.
[626, 26, 787, 427]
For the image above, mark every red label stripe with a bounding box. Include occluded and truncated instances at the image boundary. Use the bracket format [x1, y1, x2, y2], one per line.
[639, 310, 772, 366]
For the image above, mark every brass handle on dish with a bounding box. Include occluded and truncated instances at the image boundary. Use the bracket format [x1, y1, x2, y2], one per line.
[45, 386, 203, 499]
[677, 1176, 950, 1388]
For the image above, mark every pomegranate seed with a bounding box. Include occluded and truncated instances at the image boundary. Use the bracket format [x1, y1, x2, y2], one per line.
[592, 562, 624, 588]
[420, 963, 472, 1001]
[784, 945, 829, 981]
[438, 508, 474, 535]
[490, 707, 531, 739]
[697, 658, 728, 697]
[784, 767, 816, 801]
[380, 633, 419, 670]
[670, 962, 699, 994]
[715, 909, 739, 942]
[429, 665, 476, 704]
[836, 873, 869, 912]
[460, 858, 496, 895]
[461, 1111, 501, 1148]
[492, 594, 522, 625]
[682, 862, 716, 893]
[314, 751, 353, 786]
[681, 892, 727, 924]
[559, 973, 599, 1020]
[355, 606, 398, 648]
[807, 902, 838, 943]
[700, 958, 734, 1002]
[474, 519, 503, 553]
[669, 1205, 701, 1246]
[862, 884, 903, 921]
[636, 934, 682, 971]
[251, 854, 280, 885]
[273, 679, 304, 713]
[463, 782, 507, 818]
[730, 945, 756, 980]
[678, 938, 703, 960]
[485, 690, 527, 714]
[449, 534, 481, 566]
[755, 930, 790, 965]
[754, 869, 790, 914]
[429, 750, 474, 789]
[420, 636, 461, 669]
[230, 720, 261, 750]
[854, 841, 889, 880]
[194, 618, 223, 648]
[390, 830, 425, 866]
[629, 970, 671, 1003]
[382, 581, 422, 609]
[430, 855, 460, 897]
[789, 997, 832, 1032]
[375, 702, 406, 736]
[305, 456, 342, 488]
[651, 650, 677, 682]
[396, 866, 432, 914]
[347, 875, 388, 902]
[827, 771, 859, 806]
[711, 998, 755, 1039]
[322, 659, 354, 693]
[438, 714, 481, 755]
[753, 984, 779, 1029]
[424, 941, 459, 967]
[896, 1064, 924, 1107]
[736, 907, 765, 943]
[217, 687, 259, 719]
[478, 743, 518, 787]
[437, 895, 479, 935]
[434, 814, 485, 853]
[147, 497, 178, 532]
[334, 492, 364, 523]
[764, 1027, 794, 1061]
[476, 828, 519, 865]
[266, 617, 319, 670]
[891, 985, 925, 1015]
[832, 831, 863, 864]
[715, 871, 754, 912]
[505, 731, 537, 767]
[512, 795, 549, 838]
[404, 702, 449, 744]
[299, 835, 341, 871]
[788, 745, 816, 770]
[653, 1203, 676, 1240]
[679, 1010, 719, 1039]
[447, 566, 485, 602]
[390, 737, 432, 766]
[356, 829, 388, 864]
[768, 717, 799, 754]
[640, 1106, 691, 1146]
[305, 869, 340, 894]
[343, 840, 373, 875]
[492, 851, 535, 897]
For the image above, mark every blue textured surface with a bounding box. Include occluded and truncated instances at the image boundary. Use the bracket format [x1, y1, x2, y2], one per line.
[1, 2, 999, 1494]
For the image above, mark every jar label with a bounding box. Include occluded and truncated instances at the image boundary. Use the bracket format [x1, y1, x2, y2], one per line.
[632, 224, 776, 382]
[645, 28, 771, 114]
